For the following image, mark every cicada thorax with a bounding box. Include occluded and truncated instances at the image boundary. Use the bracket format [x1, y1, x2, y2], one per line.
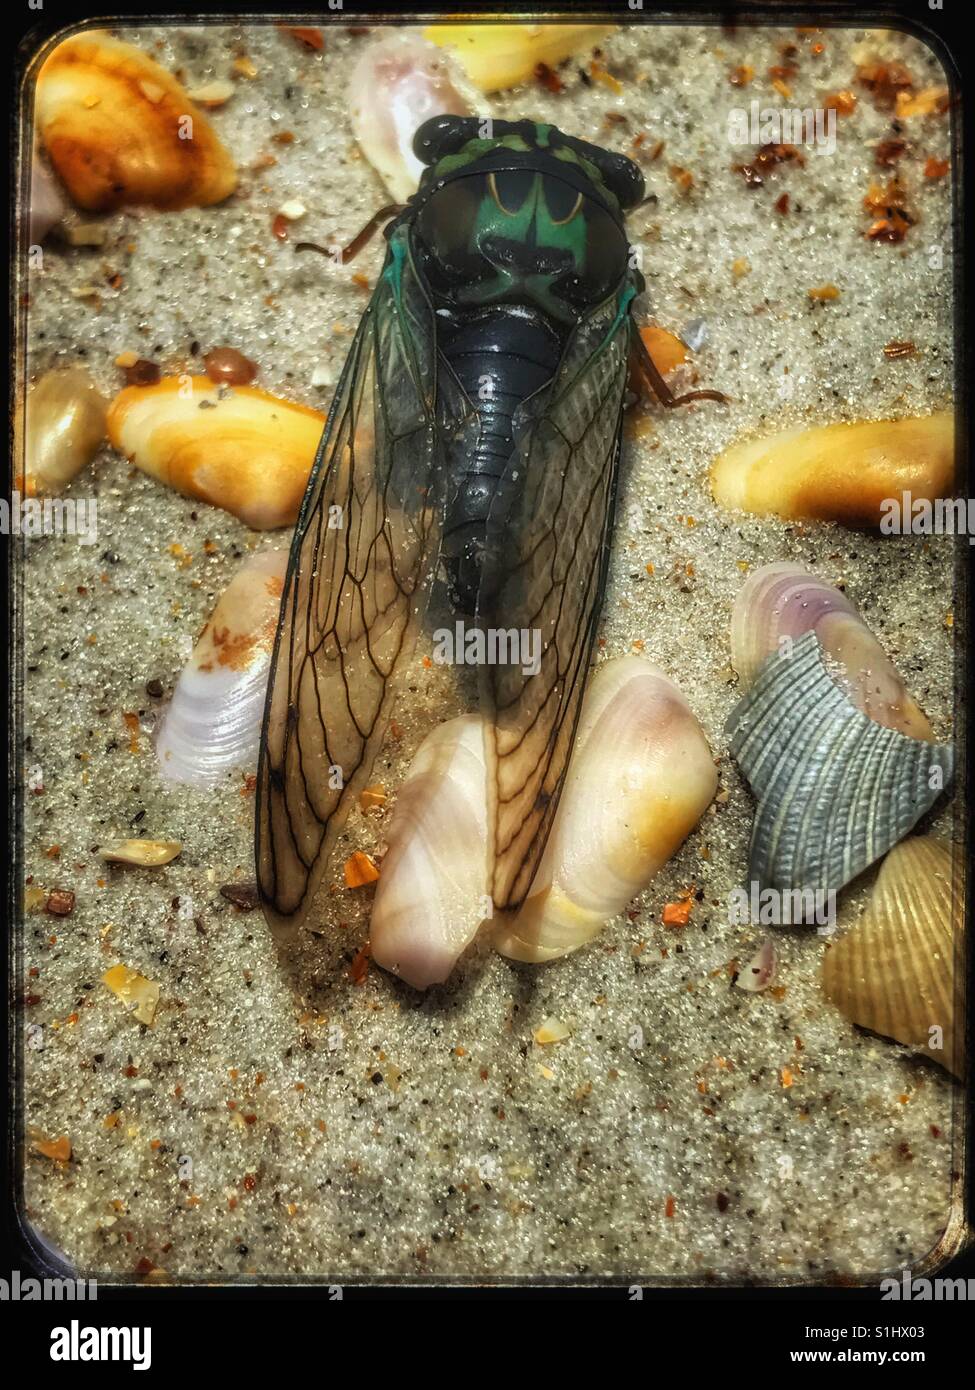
[406, 120, 639, 616]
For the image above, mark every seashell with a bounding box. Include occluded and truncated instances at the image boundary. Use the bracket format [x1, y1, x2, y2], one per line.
[156, 551, 288, 787]
[17, 367, 108, 496]
[102, 963, 160, 1026]
[35, 32, 237, 211]
[349, 33, 480, 203]
[822, 837, 964, 1077]
[29, 147, 67, 243]
[731, 562, 935, 738]
[106, 377, 325, 529]
[370, 715, 490, 990]
[100, 839, 181, 866]
[726, 623, 953, 901]
[423, 23, 616, 93]
[710, 413, 954, 527]
[736, 938, 777, 992]
[494, 656, 718, 963]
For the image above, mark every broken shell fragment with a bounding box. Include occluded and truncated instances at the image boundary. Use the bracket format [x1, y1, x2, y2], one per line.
[100, 839, 182, 866]
[102, 963, 160, 1026]
[370, 715, 490, 990]
[727, 620, 953, 901]
[710, 413, 954, 527]
[156, 551, 287, 787]
[35, 32, 237, 211]
[822, 837, 963, 1077]
[18, 366, 108, 496]
[494, 656, 718, 963]
[736, 938, 777, 992]
[29, 147, 68, 243]
[349, 32, 478, 202]
[106, 377, 325, 529]
[731, 562, 935, 738]
[423, 23, 615, 93]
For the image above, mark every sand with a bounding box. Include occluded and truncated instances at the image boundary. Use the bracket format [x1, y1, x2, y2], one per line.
[20, 20, 961, 1284]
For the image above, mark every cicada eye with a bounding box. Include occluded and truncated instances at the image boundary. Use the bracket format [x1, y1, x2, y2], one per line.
[414, 177, 489, 291]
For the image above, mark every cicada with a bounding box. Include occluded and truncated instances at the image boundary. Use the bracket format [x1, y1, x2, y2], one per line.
[257, 116, 723, 941]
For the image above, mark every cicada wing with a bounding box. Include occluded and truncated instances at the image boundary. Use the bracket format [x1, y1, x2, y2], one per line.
[477, 295, 632, 909]
[257, 239, 445, 940]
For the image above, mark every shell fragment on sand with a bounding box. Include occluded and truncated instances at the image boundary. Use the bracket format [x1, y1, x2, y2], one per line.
[726, 631, 953, 899]
[35, 31, 237, 211]
[822, 837, 964, 1078]
[710, 413, 954, 527]
[494, 656, 717, 963]
[106, 377, 325, 529]
[156, 551, 287, 787]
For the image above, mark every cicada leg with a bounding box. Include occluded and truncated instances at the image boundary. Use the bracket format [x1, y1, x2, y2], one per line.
[294, 202, 406, 264]
[632, 326, 729, 408]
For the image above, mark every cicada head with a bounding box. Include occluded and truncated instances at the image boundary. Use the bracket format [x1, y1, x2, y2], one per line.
[409, 116, 643, 321]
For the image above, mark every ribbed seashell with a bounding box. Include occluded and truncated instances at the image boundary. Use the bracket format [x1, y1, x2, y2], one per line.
[349, 33, 480, 203]
[822, 837, 964, 1077]
[17, 367, 107, 496]
[726, 628, 953, 899]
[494, 657, 718, 963]
[156, 551, 287, 787]
[106, 377, 325, 529]
[423, 23, 616, 93]
[731, 563, 934, 739]
[35, 32, 237, 211]
[370, 715, 490, 990]
[711, 413, 954, 527]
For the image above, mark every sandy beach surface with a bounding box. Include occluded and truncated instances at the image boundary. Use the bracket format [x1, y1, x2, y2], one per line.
[20, 20, 961, 1283]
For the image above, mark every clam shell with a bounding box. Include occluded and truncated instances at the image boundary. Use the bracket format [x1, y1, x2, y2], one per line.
[726, 630, 953, 898]
[422, 23, 616, 93]
[349, 33, 479, 203]
[156, 551, 287, 787]
[711, 413, 954, 527]
[100, 839, 181, 866]
[36, 32, 236, 211]
[370, 715, 490, 990]
[18, 367, 107, 496]
[494, 656, 718, 963]
[107, 377, 325, 529]
[731, 563, 934, 739]
[822, 837, 964, 1077]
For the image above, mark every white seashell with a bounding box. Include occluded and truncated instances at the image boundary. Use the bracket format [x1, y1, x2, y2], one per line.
[349, 33, 481, 203]
[731, 563, 934, 739]
[822, 837, 964, 1077]
[18, 367, 108, 497]
[370, 715, 490, 990]
[736, 938, 777, 992]
[494, 656, 718, 963]
[156, 551, 287, 787]
[30, 147, 67, 243]
[726, 628, 953, 901]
